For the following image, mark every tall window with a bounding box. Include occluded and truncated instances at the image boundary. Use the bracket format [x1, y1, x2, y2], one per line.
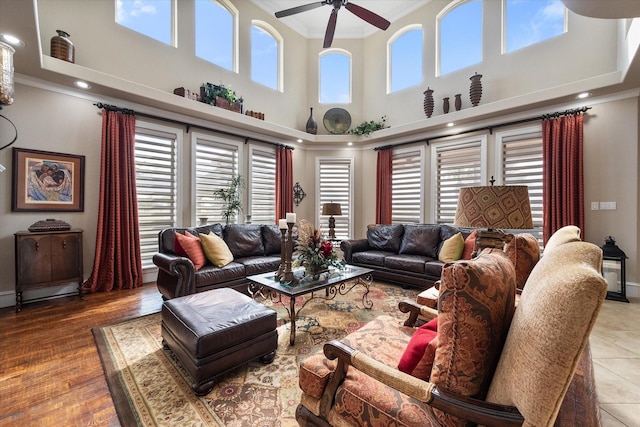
[249, 145, 276, 224]
[251, 22, 282, 91]
[431, 137, 486, 224]
[389, 26, 423, 93]
[505, 0, 566, 53]
[134, 124, 179, 269]
[392, 147, 424, 224]
[496, 127, 544, 241]
[116, 0, 173, 46]
[317, 158, 353, 239]
[193, 133, 242, 223]
[438, 0, 482, 76]
[195, 0, 237, 71]
[319, 51, 351, 104]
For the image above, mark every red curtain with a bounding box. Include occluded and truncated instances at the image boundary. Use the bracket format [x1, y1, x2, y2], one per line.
[83, 109, 143, 292]
[275, 145, 293, 221]
[376, 149, 393, 224]
[542, 113, 585, 244]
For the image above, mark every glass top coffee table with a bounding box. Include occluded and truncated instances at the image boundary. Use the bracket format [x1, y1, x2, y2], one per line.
[247, 265, 374, 345]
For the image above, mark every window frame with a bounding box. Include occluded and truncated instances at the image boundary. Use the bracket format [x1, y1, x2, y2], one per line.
[115, 0, 176, 46]
[247, 143, 276, 224]
[387, 25, 424, 94]
[391, 145, 425, 224]
[194, 0, 239, 72]
[436, 0, 483, 77]
[251, 20, 284, 92]
[316, 156, 354, 239]
[319, 49, 352, 104]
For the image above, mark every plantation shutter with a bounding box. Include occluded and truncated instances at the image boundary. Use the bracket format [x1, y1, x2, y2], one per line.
[195, 137, 240, 223]
[434, 140, 483, 224]
[134, 130, 177, 269]
[249, 146, 276, 224]
[392, 147, 423, 224]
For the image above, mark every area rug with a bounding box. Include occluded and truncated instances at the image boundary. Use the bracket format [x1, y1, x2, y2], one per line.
[93, 282, 418, 427]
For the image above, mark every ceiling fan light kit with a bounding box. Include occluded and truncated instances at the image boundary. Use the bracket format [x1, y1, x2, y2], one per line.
[275, 0, 391, 48]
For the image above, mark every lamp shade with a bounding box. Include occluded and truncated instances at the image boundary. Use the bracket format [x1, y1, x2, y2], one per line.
[454, 185, 533, 230]
[322, 202, 342, 216]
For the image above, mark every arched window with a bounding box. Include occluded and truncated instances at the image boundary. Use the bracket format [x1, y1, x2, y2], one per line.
[116, 0, 174, 46]
[251, 21, 283, 91]
[388, 26, 423, 93]
[438, 0, 482, 76]
[504, 0, 566, 53]
[195, 0, 238, 72]
[319, 50, 351, 104]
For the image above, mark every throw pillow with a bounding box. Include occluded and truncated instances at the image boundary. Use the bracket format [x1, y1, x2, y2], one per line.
[429, 249, 516, 426]
[398, 317, 438, 379]
[199, 232, 234, 267]
[543, 225, 581, 256]
[503, 233, 540, 290]
[173, 231, 189, 257]
[174, 232, 207, 270]
[224, 224, 265, 258]
[461, 229, 478, 260]
[366, 224, 405, 253]
[438, 232, 464, 262]
[398, 224, 441, 257]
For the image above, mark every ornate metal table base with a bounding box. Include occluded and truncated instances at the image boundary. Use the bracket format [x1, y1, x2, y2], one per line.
[249, 272, 373, 345]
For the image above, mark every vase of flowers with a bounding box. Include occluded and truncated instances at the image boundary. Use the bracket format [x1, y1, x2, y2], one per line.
[294, 220, 344, 279]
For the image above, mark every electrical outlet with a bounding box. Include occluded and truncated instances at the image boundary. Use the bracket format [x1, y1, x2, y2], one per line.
[600, 201, 617, 210]
[591, 202, 599, 210]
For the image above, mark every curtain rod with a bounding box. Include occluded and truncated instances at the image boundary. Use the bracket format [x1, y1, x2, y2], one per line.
[94, 102, 295, 150]
[374, 106, 591, 151]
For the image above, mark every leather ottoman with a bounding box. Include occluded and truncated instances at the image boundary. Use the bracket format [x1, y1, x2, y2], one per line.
[161, 288, 278, 395]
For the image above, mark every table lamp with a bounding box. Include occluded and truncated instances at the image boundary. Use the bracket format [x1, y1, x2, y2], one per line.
[453, 184, 533, 255]
[322, 202, 342, 239]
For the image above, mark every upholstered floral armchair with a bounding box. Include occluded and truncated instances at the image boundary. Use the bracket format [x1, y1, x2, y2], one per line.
[296, 234, 606, 426]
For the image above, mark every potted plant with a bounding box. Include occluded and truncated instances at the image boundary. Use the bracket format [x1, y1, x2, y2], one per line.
[199, 82, 244, 113]
[213, 174, 245, 224]
[347, 115, 389, 136]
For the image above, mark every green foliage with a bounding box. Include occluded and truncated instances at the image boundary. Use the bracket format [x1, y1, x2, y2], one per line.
[347, 116, 388, 136]
[213, 174, 245, 224]
[201, 83, 243, 106]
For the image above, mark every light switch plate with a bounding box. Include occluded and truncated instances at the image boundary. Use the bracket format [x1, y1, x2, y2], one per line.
[591, 202, 599, 210]
[600, 201, 617, 210]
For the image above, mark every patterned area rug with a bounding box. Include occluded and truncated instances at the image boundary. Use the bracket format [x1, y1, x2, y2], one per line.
[93, 282, 418, 427]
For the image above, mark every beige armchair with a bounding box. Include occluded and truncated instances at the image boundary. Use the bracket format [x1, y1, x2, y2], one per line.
[296, 239, 606, 426]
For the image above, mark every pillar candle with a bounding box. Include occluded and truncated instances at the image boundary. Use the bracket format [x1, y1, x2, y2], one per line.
[286, 212, 296, 223]
[278, 219, 287, 229]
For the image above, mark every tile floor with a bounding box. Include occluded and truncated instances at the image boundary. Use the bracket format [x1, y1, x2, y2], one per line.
[591, 297, 640, 426]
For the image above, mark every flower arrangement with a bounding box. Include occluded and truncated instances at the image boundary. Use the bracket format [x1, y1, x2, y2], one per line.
[294, 219, 344, 277]
[347, 115, 388, 136]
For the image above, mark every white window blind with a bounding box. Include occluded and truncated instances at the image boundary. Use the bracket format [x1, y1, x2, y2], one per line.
[433, 140, 483, 224]
[134, 130, 177, 269]
[194, 136, 240, 223]
[249, 145, 276, 224]
[499, 130, 544, 242]
[318, 158, 352, 239]
[392, 147, 423, 224]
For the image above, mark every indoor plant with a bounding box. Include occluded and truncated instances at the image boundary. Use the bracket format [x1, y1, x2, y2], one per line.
[213, 174, 245, 224]
[200, 83, 244, 112]
[294, 219, 344, 278]
[347, 115, 388, 136]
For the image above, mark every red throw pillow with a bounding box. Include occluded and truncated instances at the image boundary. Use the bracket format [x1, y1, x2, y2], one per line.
[173, 232, 189, 257]
[398, 317, 438, 377]
[461, 229, 478, 260]
[174, 232, 206, 270]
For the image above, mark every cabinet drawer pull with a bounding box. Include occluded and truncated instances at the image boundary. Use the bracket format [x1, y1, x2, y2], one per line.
[35, 242, 39, 251]
[62, 240, 67, 249]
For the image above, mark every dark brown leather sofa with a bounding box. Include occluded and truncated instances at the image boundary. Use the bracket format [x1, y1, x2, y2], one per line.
[153, 223, 283, 299]
[340, 223, 471, 290]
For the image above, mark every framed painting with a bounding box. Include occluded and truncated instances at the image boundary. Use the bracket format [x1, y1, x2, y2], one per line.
[12, 148, 85, 212]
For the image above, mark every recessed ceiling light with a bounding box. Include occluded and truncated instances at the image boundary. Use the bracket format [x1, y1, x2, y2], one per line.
[74, 80, 91, 89]
[347, 142, 353, 146]
[447, 122, 455, 127]
[296, 138, 303, 143]
[0, 34, 24, 47]
[577, 92, 591, 99]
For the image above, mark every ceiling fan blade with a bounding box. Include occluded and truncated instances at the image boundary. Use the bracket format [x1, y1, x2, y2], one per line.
[344, 2, 391, 30]
[323, 10, 338, 48]
[275, 1, 326, 19]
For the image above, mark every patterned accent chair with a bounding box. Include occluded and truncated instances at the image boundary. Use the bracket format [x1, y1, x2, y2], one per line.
[296, 235, 606, 426]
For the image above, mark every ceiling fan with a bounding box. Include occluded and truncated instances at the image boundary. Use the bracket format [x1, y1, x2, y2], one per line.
[275, 0, 391, 48]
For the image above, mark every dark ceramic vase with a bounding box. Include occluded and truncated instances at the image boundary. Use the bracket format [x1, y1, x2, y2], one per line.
[51, 30, 74, 63]
[470, 72, 483, 107]
[423, 88, 434, 118]
[443, 97, 450, 114]
[305, 107, 317, 134]
[455, 94, 462, 111]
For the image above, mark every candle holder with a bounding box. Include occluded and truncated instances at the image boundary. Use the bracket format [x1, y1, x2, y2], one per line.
[275, 221, 299, 285]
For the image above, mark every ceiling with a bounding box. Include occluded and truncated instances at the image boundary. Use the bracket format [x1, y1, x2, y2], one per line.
[251, 0, 428, 40]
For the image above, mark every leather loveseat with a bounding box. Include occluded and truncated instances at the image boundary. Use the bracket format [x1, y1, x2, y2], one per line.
[340, 224, 472, 290]
[153, 223, 283, 299]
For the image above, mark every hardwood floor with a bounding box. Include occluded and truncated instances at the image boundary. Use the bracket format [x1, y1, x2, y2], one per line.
[0, 283, 164, 427]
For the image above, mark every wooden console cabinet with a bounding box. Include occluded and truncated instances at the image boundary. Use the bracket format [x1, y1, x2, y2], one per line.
[14, 229, 84, 312]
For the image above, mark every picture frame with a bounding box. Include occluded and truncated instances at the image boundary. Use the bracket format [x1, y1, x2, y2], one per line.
[12, 147, 85, 212]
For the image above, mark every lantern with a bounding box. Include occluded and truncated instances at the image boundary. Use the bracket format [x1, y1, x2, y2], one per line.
[601, 236, 629, 303]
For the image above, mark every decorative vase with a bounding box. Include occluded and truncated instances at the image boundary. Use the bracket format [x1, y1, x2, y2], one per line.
[199, 217, 208, 226]
[470, 72, 483, 107]
[455, 94, 462, 111]
[443, 97, 450, 114]
[306, 262, 329, 280]
[245, 214, 252, 224]
[305, 107, 317, 134]
[423, 88, 434, 118]
[50, 30, 75, 63]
